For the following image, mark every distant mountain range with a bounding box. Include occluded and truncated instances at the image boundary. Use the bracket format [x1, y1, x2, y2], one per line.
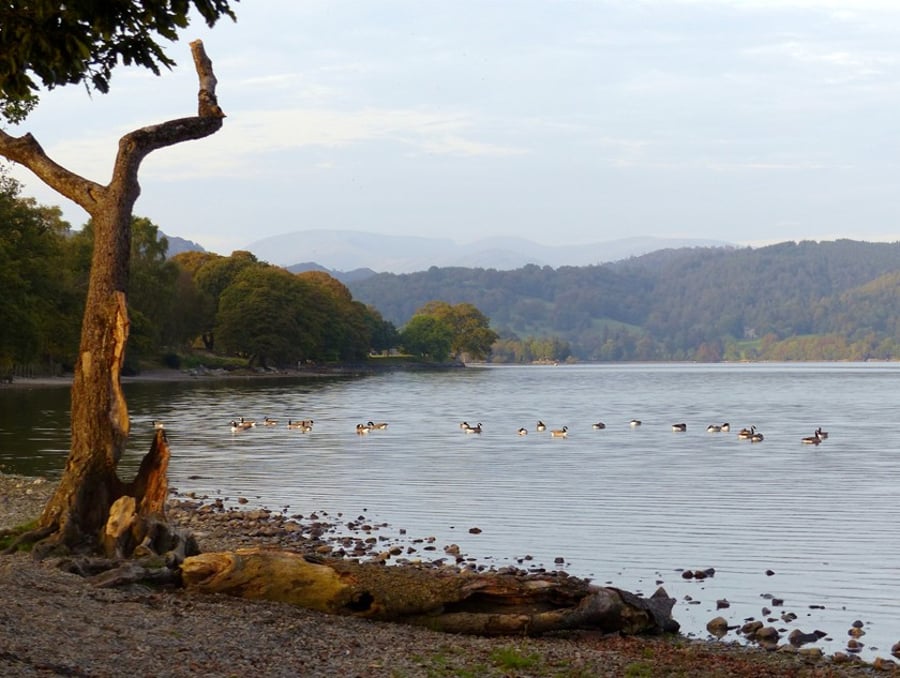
[242, 229, 734, 275]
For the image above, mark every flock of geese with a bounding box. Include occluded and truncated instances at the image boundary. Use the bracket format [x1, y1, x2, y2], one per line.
[225, 417, 390, 435]
[217, 416, 827, 445]
[462, 419, 829, 445]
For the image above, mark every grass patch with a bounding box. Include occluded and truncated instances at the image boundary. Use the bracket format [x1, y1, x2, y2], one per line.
[623, 661, 655, 678]
[489, 646, 540, 671]
[0, 520, 39, 551]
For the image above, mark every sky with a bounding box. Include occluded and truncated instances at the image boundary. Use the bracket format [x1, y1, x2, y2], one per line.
[6, 0, 900, 255]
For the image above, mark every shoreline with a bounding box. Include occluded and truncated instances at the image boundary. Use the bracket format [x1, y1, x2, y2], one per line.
[0, 359, 467, 391]
[0, 473, 892, 676]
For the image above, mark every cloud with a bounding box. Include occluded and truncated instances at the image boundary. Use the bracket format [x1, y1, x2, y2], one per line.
[137, 106, 527, 180]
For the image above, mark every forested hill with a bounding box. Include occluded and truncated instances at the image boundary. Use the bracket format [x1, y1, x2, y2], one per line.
[347, 240, 900, 361]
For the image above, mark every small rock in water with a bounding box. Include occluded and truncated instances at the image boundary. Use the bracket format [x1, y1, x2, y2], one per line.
[765, 569, 775, 576]
[716, 599, 730, 610]
[706, 616, 729, 638]
[468, 527, 482, 534]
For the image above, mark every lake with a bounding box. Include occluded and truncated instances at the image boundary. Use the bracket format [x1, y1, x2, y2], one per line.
[1, 362, 898, 661]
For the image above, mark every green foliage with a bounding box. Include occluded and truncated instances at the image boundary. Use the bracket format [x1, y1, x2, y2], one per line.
[209, 259, 384, 366]
[71, 216, 187, 368]
[0, 0, 236, 114]
[0, 172, 77, 370]
[416, 301, 499, 360]
[400, 315, 454, 362]
[216, 265, 312, 366]
[350, 240, 900, 361]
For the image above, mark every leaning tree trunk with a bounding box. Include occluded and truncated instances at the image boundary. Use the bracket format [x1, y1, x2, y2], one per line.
[0, 41, 225, 556]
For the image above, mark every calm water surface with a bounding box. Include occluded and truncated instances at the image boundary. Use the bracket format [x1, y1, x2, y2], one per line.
[1, 363, 898, 660]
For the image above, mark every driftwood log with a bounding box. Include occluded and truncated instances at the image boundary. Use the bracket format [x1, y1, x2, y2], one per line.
[181, 547, 679, 636]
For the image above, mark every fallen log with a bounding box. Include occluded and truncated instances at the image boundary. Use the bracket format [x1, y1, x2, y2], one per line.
[181, 547, 679, 636]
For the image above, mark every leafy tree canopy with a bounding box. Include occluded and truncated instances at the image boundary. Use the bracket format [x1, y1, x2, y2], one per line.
[0, 0, 237, 113]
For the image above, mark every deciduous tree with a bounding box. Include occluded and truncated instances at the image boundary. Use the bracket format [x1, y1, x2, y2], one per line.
[0, 3, 235, 554]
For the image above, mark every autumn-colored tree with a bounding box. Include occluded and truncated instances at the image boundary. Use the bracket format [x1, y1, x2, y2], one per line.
[416, 301, 498, 360]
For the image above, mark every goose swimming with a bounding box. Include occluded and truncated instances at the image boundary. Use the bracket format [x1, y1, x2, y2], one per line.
[230, 419, 253, 433]
[801, 431, 822, 445]
[737, 426, 755, 439]
[671, 423, 687, 432]
[550, 426, 569, 438]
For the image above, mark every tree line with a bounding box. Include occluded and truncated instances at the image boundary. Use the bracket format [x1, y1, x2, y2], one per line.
[0, 174, 502, 374]
[348, 240, 900, 362]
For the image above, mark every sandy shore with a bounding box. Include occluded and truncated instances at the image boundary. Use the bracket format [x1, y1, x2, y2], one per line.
[1, 474, 889, 677]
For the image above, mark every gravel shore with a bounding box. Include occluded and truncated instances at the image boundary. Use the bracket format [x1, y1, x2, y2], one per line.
[0, 473, 889, 677]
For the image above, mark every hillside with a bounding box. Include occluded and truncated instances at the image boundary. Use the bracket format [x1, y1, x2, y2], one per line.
[347, 240, 900, 361]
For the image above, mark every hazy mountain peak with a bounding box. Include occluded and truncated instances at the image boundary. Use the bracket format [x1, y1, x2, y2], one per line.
[244, 230, 733, 274]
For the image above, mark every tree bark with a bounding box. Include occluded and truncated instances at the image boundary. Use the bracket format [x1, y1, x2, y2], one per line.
[181, 548, 679, 637]
[0, 41, 225, 556]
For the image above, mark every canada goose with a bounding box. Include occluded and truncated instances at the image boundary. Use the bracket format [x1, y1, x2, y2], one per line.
[750, 431, 764, 443]
[356, 423, 370, 434]
[517, 427, 528, 436]
[464, 422, 483, 434]
[720, 423, 731, 432]
[262, 417, 278, 426]
[592, 422, 606, 430]
[239, 417, 256, 428]
[151, 420, 165, 430]
[801, 431, 822, 445]
[287, 419, 313, 431]
[706, 424, 722, 433]
[550, 426, 568, 438]
[672, 423, 687, 432]
[230, 419, 253, 433]
[737, 426, 755, 439]
[536, 421, 546, 432]
[815, 427, 829, 440]
[630, 419, 642, 427]
[367, 421, 389, 430]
